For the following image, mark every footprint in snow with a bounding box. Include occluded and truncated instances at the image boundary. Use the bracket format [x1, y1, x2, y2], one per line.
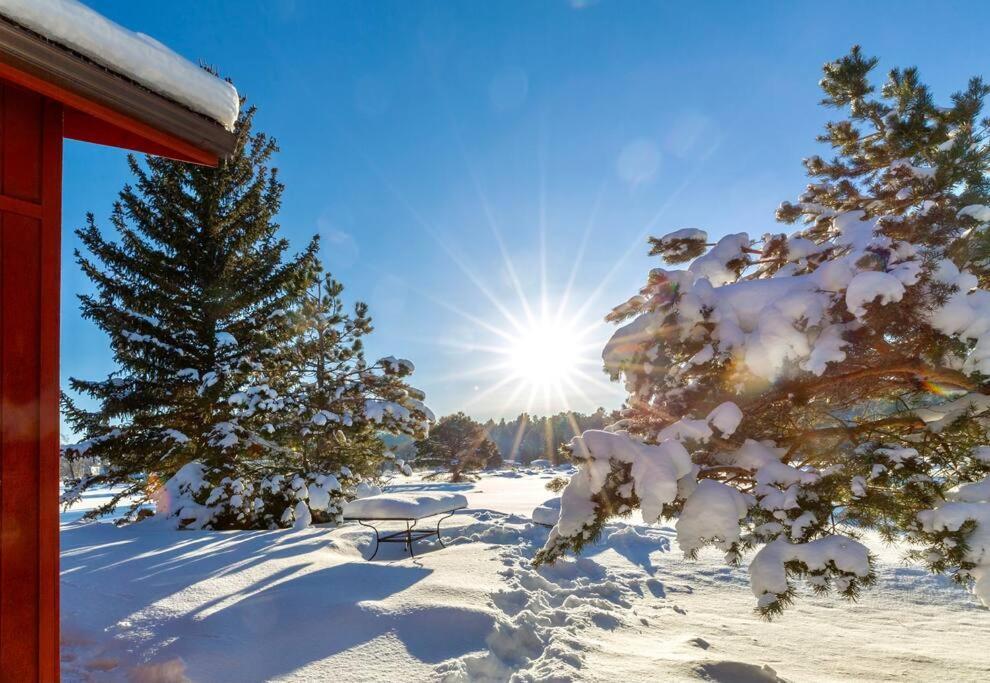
[645, 577, 666, 598]
[694, 661, 787, 683]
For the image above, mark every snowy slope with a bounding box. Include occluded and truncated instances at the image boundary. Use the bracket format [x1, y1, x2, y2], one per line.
[61, 469, 990, 682]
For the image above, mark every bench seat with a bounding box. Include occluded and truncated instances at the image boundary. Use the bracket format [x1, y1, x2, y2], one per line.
[532, 497, 561, 527]
[342, 492, 468, 521]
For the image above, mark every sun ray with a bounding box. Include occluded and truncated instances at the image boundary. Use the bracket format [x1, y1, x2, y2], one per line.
[559, 372, 598, 407]
[413, 337, 518, 356]
[494, 379, 532, 423]
[573, 314, 613, 336]
[427, 362, 517, 386]
[509, 409, 530, 461]
[572, 167, 705, 323]
[538, 112, 550, 325]
[523, 382, 540, 417]
[461, 156, 534, 321]
[464, 156, 537, 328]
[542, 402, 554, 456]
[560, 405, 592, 460]
[557, 175, 608, 327]
[401, 280, 525, 343]
[461, 373, 522, 409]
[571, 371, 629, 401]
[358, 157, 527, 334]
[424, 66, 539, 329]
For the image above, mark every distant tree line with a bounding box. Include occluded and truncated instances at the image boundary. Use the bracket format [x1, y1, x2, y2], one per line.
[483, 408, 618, 465]
[413, 412, 502, 481]
[389, 408, 620, 472]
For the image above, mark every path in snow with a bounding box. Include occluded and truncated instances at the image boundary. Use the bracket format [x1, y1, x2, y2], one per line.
[60, 469, 990, 682]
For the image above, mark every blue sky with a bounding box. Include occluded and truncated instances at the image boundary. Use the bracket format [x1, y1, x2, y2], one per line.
[62, 0, 990, 430]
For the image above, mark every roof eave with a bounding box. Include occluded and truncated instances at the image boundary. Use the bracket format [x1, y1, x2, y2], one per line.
[0, 16, 236, 166]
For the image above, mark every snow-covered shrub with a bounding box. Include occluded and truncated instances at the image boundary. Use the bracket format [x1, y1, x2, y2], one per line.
[535, 48, 990, 617]
[153, 461, 361, 530]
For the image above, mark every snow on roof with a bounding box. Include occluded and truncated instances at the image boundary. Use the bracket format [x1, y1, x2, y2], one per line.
[0, 0, 239, 129]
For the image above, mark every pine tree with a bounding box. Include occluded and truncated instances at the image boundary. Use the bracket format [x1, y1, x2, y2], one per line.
[535, 48, 990, 616]
[62, 106, 318, 522]
[281, 269, 432, 479]
[414, 412, 501, 481]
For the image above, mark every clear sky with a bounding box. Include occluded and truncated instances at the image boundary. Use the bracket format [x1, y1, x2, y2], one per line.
[61, 0, 990, 431]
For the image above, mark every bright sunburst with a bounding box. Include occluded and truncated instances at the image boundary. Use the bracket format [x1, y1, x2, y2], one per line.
[506, 322, 582, 389]
[459, 307, 619, 417]
[365, 103, 667, 419]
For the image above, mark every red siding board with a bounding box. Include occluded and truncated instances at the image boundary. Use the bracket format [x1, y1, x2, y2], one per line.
[38, 99, 61, 683]
[0, 81, 61, 683]
[1, 212, 43, 682]
[1, 83, 42, 201]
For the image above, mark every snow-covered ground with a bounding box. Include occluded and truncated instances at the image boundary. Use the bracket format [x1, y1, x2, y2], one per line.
[61, 468, 990, 682]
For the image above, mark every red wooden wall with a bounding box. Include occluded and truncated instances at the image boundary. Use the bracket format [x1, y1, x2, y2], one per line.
[0, 79, 61, 683]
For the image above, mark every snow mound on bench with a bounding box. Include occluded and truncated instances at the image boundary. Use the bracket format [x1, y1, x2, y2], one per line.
[342, 492, 467, 520]
[532, 497, 561, 526]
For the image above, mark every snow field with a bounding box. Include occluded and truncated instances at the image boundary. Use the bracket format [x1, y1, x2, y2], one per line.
[61, 470, 990, 682]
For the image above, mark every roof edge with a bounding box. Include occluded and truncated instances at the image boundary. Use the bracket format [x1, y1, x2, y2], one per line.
[0, 16, 236, 162]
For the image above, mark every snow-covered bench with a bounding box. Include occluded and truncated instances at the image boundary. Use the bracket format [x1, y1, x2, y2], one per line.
[532, 497, 561, 527]
[342, 492, 468, 560]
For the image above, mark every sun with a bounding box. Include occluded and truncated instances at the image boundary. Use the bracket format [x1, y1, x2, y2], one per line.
[506, 322, 582, 388]
[433, 299, 622, 417]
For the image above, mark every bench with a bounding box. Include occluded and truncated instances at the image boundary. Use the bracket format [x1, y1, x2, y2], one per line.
[532, 497, 561, 528]
[342, 492, 468, 560]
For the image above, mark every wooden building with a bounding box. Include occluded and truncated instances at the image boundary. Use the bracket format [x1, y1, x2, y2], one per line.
[0, 4, 237, 680]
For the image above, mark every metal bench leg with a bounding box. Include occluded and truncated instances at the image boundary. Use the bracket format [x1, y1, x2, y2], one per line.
[348, 508, 463, 561]
[407, 520, 417, 557]
[436, 510, 456, 548]
[356, 519, 381, 560]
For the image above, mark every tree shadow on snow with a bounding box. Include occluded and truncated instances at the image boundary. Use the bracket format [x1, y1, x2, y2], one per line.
[149, 562, 493, 680]
[60, 523, 355, 634]
[587, 525, 672, 576]
[60, 521, 494, 680]
[386, 481, 475, 492]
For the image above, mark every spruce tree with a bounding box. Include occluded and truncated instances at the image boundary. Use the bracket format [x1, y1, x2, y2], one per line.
[62, 106, 317, 522]
[414, 412, 501, 481]
[536, 48, 990, 616]
[281, 269, 432, 479]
